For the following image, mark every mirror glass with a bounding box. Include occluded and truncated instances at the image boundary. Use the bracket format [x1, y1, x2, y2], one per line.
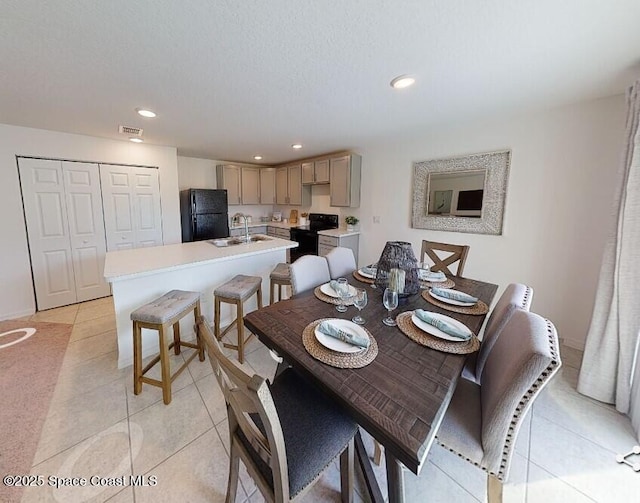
[427, 170, 485, 217]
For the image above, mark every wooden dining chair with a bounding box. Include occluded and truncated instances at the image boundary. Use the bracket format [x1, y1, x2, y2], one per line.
[289, 255, 331, 294]
[325, 247, 357, 279]
[197, 317, 357, 503]
[420, 240, 470, 276]
[462, 283, 534, 384]
[436, 309, 561, 503]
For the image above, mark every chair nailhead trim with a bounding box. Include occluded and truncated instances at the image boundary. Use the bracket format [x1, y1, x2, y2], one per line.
[438, 317, 561, 481]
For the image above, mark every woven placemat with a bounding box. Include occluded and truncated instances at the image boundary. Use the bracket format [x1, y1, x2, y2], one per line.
[419, 278, 455, 289]
[302, 319, 378, 368]
[353, 270, 375, 284]
[421, 290, 489, 315]
[396, 312, 479, 354]
[314, 286, 356, 306]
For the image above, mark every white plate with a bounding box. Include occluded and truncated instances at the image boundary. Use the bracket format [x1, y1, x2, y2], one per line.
[320, 282, 357, 298]
[314, 319, 368, 353]
[429, 289, 476, 307]
[419, 270, 448, 282]
[411, 312, 472, 342]
[358, 268, 377, 279]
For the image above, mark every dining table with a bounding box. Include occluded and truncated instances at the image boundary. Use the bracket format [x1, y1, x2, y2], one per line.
[244, 273, 498, 503]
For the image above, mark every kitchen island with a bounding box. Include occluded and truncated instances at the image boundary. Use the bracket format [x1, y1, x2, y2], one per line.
[104, 236, 297, 368]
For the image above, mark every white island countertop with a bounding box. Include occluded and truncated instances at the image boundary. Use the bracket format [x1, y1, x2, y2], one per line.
[104, 235, 297, 282]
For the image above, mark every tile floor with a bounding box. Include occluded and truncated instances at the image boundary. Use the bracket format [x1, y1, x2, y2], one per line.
[11, 297, 640, 502]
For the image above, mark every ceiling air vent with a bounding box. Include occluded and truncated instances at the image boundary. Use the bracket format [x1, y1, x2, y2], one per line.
[118, 125, 143, 136]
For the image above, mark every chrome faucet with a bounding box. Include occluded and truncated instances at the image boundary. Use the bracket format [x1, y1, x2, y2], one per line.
[233, 212, 250, 242]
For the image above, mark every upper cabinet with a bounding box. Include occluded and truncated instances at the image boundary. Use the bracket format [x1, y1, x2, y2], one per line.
[260, 168, 276, 205]
[276, 164, 310, 206]
[215, 152, 360, 207]
[216, 164, 242, 205]
[241, 167, 260, 204]
[330, 154, 362, 207]
[302, 159, 330, 185]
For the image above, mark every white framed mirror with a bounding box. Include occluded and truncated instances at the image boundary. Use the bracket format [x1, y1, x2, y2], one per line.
[412, 150, 510, 235]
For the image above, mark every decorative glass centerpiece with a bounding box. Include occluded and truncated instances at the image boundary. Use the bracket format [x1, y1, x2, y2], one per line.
[374, 241, 420, 297]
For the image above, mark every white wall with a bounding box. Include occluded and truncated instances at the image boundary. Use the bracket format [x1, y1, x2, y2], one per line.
[0, 123, 180, 319]
[354, 95, 625, 350]
[176, 156, 217, 190]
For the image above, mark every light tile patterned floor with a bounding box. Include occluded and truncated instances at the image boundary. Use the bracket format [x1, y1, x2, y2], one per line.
[13, 298, 640, 503]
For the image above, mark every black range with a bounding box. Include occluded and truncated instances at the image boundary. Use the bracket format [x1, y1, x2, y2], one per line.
[289, 213, 338, 262]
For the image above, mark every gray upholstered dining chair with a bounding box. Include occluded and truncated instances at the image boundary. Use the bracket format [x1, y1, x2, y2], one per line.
[420, 240, 470, 276]
[462, 283, 534, 384]
[325, 247, 357, 279]
[436, 309, 561, 503]
[197, 317, 357, 503]
[289, 255, 331, 295]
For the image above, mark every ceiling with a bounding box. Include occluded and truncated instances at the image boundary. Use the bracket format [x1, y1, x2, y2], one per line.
[2, 1, 640, 164]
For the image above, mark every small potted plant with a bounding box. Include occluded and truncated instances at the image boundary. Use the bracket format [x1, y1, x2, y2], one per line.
[345, 215, 359, 231]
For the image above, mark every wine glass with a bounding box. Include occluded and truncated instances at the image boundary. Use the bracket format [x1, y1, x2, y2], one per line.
[382, 288, 398, 326]
[351, 288, 368, 325]
[417, 262, 430, 289]
[335, 277, 349, 313]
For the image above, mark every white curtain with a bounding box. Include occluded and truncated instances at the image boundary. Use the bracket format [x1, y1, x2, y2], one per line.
[578, 80, 640, 437]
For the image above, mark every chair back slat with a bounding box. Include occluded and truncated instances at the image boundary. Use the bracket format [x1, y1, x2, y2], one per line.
[420, 240, 470, 276]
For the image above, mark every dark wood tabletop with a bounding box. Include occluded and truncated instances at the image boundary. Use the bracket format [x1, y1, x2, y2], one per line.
[244, 275, 497, 475]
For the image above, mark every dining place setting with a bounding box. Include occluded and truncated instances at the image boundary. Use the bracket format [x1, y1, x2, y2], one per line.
[307, 276, 378, 368]
[304, 241, 490, 366]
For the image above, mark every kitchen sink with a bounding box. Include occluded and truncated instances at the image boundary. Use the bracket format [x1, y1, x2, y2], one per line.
[209, 235, 272, 247]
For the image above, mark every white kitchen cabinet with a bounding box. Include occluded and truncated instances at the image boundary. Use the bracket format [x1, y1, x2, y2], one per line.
[276, 164, 310, 206]
[267, 226, 291, 239]
[241, 167, 261, 204]
[260, 168, 276, 205]
[302, 159, 330, 185]
[318, 233, 359, 264]
[330, 154, 361, 207]
[216, 164, 242, 205]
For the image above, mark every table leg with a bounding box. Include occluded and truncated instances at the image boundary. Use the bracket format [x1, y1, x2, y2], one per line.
[385, 452, 405, 503]
[354, 431, 385, 503]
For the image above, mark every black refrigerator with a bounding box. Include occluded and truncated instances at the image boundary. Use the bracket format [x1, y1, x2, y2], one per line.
[180, 189, 230, 242]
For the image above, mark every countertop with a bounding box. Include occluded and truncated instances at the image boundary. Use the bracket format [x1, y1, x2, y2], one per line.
[230, 221, 300, 230]
[104, 236, 297, 281]
[317, 228, 360, 238]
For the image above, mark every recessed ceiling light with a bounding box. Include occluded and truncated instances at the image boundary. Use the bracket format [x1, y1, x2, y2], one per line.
[253, 155, 263, 160]
[390, 75, 416, 89]
[136, 108, 156, 118]
[292, 144, 303, 150]
[129, 137, 144, 143]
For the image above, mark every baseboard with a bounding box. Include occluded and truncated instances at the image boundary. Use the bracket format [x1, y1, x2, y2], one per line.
[0, 308, 35, 321]
[560, 336, 585, 351]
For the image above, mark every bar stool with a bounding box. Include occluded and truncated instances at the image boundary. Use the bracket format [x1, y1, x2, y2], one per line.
[269, 262, 291, 304]
[131, 290, 205, 405]
[214, 275, 263, 363]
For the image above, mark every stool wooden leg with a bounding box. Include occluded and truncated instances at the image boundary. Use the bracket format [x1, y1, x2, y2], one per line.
[159, 324, 172, 405]
[133, 321, 142, 395]
[237, 299, 245, 364]
[194, 302, 205, 362]
[270, 279, 275, 305]
[214, 295, 221, 341]
[173, 321, 181, 355]
[257, 285, 263, 310]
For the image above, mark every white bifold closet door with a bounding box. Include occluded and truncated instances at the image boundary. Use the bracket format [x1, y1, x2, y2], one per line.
[99, 164, 163, 251]
[19, 158, 111, 310]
